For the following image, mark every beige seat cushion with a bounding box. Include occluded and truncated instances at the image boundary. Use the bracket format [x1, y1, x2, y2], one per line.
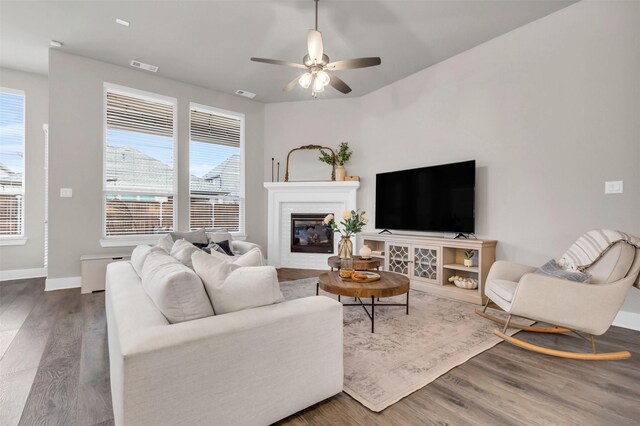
[586, 242, 635, 284]
[487, 279, 518, 303]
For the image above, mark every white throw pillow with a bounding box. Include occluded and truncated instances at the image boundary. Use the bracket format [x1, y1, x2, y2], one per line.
[141, 250, 214, 324]
[233, 247, 265, 267]
[191, 251, 284, 315]
[130, 244, 152, 277]
[170, 239, 202, 270]
[156, 233, 174, 253]
[207, 246, 264, 267]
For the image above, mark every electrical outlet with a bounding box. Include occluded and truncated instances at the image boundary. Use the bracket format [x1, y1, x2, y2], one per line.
[605, 181, 623, 194]
[60, 188, 73, 197]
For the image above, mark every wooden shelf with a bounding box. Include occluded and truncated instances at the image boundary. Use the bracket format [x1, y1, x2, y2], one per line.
[443, 263, 479, 273]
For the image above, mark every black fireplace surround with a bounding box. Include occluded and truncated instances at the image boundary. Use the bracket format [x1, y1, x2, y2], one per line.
[290, 213, 334, 254]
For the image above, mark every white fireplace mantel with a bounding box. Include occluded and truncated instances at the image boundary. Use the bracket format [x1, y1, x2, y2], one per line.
[264, 181, 360, 268]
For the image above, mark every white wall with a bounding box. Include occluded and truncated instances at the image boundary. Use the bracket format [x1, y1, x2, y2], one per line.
[48, 50, 265, 281]
[264, 2, 640, 324]
[0, 68, 48, 276]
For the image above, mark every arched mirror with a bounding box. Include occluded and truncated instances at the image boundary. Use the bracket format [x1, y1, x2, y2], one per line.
[284, 145, 335, 182]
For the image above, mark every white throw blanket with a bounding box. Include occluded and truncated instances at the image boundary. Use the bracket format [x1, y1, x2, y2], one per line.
[559, 230, 640, 287]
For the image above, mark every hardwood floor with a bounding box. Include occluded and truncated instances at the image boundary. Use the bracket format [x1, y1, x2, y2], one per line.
[2, 273, 640, 425]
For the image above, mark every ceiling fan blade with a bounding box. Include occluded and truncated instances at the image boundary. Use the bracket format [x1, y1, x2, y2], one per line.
[250, 57, 307, 70]
[328, 73, 352, 94]
[307, 30, 324, 63]
[326, 57, 381, 71]
[283, 75, 301, 92]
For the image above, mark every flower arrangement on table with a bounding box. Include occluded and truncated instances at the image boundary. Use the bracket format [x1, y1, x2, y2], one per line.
[323, 209, 368, 259]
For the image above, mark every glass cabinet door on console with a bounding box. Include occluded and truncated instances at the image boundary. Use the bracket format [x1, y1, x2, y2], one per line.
[411, 245, 440, 284]
[386, 243, 411, 276]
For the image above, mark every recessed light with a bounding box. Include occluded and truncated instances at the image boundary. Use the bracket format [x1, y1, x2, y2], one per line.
[116, 18, 130, 27]
[130, 60, 158, 73]
[235, 89, 256, 99]
[50, 40, 63, 48]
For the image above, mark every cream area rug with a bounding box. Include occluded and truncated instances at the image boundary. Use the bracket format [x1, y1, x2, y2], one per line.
[280, 278, 531, 412]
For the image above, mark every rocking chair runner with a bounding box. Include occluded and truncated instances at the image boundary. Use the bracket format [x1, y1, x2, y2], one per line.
[477, 240, 640, 360]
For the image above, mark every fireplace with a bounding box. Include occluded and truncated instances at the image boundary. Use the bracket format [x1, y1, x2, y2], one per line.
[290, 213, 334, 254]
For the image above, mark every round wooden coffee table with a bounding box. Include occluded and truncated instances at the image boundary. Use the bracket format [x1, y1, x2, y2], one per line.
[317, 271, 410, 333]
[327, 255, 380, 271]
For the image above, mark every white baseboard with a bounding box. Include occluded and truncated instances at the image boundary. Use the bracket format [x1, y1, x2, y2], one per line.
[45, 276, 81, 291]
[0, 267, 47, 281]
[613, 310, 640, 332]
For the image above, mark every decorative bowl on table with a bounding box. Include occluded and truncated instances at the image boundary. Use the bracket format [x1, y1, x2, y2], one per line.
[346, 271, 381, 283]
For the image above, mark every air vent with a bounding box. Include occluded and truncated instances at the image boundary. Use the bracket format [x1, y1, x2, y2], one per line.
[130, 60, 158, 73]
[235, 89, 256, 99]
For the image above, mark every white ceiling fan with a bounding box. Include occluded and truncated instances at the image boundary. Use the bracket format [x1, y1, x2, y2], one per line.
[251, 0, 382, 98]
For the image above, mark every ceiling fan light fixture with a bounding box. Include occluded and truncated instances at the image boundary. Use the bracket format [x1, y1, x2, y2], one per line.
[316, 70, 330, 86]
[250, 0, 380, 98]
[313, 77, 325, 93]
[299, 72, 313, 88]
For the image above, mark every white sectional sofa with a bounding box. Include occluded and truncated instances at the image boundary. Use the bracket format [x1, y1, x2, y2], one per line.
[105, 259, 344, 425]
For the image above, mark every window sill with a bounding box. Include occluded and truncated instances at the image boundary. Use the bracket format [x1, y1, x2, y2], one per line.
[0, 237, 28, 246]
[100, 235, 161, 248]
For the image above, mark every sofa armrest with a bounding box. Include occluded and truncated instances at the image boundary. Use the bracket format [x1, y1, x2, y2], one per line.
[114, 296, 343, 426]
[486, 260, 537, 283]
[510, 273, 635, 335]
[231, 240, 262, 255]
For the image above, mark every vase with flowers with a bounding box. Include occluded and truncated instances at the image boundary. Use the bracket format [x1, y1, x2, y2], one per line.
[324, 209, 368, 259]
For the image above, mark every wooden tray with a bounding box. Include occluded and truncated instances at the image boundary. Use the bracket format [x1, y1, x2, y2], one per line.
[341, 271, 381, 283]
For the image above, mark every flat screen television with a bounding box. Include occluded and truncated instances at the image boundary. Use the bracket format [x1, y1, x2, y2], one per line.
[375, 160, 475, 234]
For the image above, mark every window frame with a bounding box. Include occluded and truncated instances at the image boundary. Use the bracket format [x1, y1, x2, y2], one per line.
[188, 102, 246, 239]
[0, 86, 27, 245]
[100, 83, 178, 247]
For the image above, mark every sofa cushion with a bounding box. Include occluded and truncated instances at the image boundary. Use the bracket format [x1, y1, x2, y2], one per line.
[156, 233, 174, 253]
[170, 228, 209, 247]
[131, 244, 152, 276]
[170, 239, 202, 270]
[141, 250, 214, 323]
[207, 231, 233, 244]
[192, 251, 283, 315]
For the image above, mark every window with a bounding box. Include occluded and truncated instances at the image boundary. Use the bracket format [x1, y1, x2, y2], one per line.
[104, 85, 176, 238]
[189, 104, 244, 233]
[0, 88, 25, 237]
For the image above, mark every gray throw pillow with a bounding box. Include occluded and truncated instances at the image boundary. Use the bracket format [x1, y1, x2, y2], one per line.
[536, 259, 591, 283]
[170, 228, 208, 246]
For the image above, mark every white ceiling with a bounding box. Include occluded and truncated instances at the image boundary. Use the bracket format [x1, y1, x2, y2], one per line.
[0, 0, 576, 103]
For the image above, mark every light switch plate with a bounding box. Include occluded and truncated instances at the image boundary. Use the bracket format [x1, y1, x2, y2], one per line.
[605, 181, 623, 194]
[60, 188, 73, 197]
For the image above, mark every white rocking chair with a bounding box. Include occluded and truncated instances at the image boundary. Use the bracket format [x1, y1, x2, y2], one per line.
[477, 240, 640, 360]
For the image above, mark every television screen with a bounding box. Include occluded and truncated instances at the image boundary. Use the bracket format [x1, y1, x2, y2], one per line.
[375, 160, 475, 233]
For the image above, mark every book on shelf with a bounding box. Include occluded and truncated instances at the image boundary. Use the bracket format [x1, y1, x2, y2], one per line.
[371, 250, 384, 256]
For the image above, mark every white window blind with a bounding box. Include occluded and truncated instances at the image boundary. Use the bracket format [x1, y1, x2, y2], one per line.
[104, 87, 176, 237]
[189, 106, 243, 232]
[0, 88, 25, 236]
